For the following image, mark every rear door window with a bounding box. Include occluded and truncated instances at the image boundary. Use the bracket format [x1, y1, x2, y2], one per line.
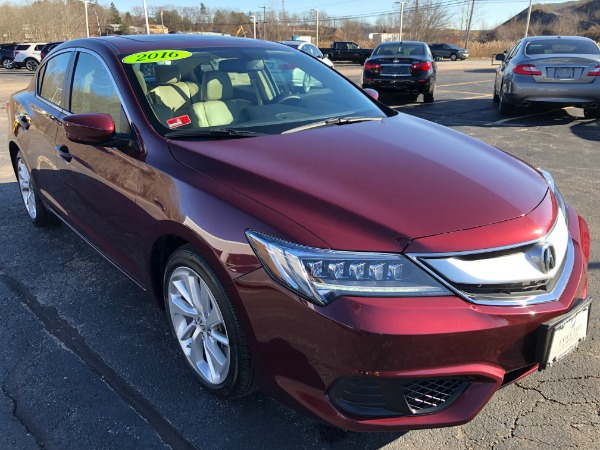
[38, 52, 71, 108]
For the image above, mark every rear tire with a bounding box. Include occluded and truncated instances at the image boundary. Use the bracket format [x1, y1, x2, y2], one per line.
[2, 58, 13, 69]
[164, 246, 255, 399]
[423, 92, 434, 103]
[16, 151, 59, 227]
[498, 85, 514, 116]
[492, 85, 500, 103]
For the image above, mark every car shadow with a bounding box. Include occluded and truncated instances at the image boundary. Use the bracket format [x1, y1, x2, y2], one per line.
[387, 97, 600, 142]
[0, 181, 409, 449]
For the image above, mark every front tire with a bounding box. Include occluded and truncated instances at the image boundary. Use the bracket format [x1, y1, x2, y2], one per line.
[25, 58, 38, 72]
[450, 53, 458, 61]
[164, 246, 255, 398]
[16, 151, 59, 227]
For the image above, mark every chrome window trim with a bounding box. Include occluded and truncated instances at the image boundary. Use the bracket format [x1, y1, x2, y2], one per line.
[407, 214, 574, 307]
[68, 47, 135, 130]
[35, 49, 73, 114]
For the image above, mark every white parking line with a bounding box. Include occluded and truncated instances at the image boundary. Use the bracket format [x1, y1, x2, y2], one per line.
[437, 81, 491, 87]
[436, 91, 492, 97]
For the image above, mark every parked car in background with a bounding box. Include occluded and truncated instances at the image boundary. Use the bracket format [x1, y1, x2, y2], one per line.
[362, 40, 436, 102]
[40, 41, 64, 60]
[13, 42, 46, 71]
[8, 34, 591, 432]
[0, 43, 17, 69]
[319, 41, 373, 64]
[493, 35, 600, 118]
[429, 43, 469, 61]
[279, 40, 334, 69]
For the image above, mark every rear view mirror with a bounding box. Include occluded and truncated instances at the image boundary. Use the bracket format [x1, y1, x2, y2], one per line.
[363, 88, 379, 101]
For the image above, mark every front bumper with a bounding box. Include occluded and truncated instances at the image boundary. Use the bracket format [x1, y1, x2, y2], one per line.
[230, 213, 590, 431]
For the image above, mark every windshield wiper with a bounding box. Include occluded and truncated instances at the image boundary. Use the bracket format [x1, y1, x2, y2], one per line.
[283, 116, 383, 134]
[165, 128, 265, 139]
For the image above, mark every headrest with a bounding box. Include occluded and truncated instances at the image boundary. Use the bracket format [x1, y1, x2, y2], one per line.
[134, 69, 147, 95]
[154, 65, 181, 84]
[202, 72, 233, 101]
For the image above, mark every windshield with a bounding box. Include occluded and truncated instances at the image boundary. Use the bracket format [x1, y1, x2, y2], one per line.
[525, 39, 600, 56]
[122, 45, 389, 137]
[372, 43, 426, 57]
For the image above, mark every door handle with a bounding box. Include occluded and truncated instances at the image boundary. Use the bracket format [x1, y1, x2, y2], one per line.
[55, 145, 72, 162]
[49, 114, 62, 126]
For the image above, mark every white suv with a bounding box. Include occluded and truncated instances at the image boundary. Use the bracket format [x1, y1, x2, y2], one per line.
[13, 43, 46, 71]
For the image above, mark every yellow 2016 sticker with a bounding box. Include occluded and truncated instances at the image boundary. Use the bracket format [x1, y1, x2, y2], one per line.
[122, 50, 192, 64]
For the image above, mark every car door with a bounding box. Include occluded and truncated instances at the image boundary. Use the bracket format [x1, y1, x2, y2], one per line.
[20, 51, 73, 207]
[496, 41, 521, 93]
[53, 50, 145, 280]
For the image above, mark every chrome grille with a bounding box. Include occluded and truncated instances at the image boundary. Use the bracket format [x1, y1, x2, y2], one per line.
[409, 210, 573, 306]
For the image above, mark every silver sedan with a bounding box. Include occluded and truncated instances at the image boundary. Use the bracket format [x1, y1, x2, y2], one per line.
[493, 35, 600, 118]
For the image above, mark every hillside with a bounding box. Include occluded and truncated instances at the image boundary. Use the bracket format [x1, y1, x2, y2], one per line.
[491, 0, 600, 39]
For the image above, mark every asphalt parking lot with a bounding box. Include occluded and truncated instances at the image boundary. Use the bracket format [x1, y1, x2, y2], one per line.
[0, 60, 598, 450]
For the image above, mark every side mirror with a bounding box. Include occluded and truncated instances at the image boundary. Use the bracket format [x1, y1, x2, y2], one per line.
[63, 113, 116, 145]
[495, 53, 506, 62]
[363, 88, 379, 101]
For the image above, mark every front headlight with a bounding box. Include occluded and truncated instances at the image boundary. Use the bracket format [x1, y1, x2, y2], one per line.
[539, 169, 568, 224]
[245, 230, 451, 306]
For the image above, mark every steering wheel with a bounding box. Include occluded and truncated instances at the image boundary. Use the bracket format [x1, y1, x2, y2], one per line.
[274, 93, 302, 105]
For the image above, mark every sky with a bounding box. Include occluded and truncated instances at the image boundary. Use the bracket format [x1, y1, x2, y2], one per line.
[100, 0, 571, 31]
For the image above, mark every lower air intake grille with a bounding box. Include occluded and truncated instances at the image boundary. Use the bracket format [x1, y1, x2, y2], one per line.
[328, 376, 469, 418]
[402, 378, 468, 411]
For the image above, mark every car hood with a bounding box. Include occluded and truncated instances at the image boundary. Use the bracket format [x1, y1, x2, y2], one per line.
[169, 114, 549, 252]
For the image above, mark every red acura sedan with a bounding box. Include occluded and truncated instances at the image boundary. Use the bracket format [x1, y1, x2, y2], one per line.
[7, 35, 591, 431]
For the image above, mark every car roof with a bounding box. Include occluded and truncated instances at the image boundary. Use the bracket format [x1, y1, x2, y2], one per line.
[279, 40, 306, 47]
[61, 34, 280, 55]
[522, 35, 595, 42]
[376, 41, 426, 46]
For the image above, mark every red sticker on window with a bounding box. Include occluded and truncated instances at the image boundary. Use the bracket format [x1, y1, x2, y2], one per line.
[166, 115, 191, 129]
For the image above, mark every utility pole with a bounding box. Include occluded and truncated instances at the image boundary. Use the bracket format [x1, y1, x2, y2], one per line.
[311, 9, 319, 47]
[261, 6, 266, 40]
[142, 0, 150, 34]
[79, 0, 91, 38]
[464, 0, 475, 49]
[395, 1, 407, 41]
[524, 0, 533, 37]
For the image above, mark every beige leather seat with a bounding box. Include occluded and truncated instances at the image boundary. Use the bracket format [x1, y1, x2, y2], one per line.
[192, 72, 249, 127]
[149, 65, 200, 123]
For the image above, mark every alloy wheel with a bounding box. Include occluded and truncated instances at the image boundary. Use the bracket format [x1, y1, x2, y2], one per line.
[25, 59, 38, 72]
[167, 266, 231, 386]
[17, 158, 37, 220]
[2, 58, 13, 69]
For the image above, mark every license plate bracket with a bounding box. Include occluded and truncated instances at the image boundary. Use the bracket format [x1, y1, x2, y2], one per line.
[536, 297, 592, 370]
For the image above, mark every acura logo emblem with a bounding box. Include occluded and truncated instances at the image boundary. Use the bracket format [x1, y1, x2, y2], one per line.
[541, 243, 556, 274]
